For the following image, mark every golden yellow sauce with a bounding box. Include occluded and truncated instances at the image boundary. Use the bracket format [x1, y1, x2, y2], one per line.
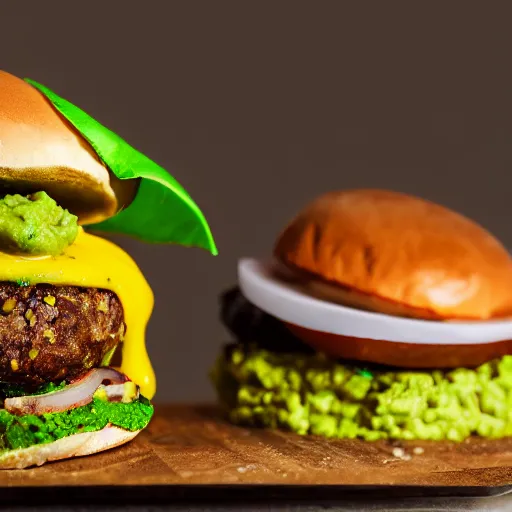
[0, 227, 155, 398]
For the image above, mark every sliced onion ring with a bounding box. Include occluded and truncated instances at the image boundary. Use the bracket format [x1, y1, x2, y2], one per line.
[5, 367, 129, 416]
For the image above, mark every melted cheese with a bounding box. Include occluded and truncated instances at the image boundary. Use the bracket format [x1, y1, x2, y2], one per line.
[0, 228, 155, 398]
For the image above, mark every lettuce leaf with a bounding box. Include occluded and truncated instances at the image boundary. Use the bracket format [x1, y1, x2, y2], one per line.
[25, 79, 217, 255]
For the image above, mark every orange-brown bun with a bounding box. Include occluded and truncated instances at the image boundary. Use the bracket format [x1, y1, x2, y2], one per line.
[285, 323, 512, 368]
[0, 70, 136, 224]
[274, 189, 512, 321]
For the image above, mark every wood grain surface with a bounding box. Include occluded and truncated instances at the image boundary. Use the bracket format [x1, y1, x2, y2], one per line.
[0, 405, 511, 489]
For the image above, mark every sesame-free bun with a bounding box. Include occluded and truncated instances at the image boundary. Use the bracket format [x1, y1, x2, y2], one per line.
[274, 189, 512, 320]
[0, 425, 139, 469]
[0, 70, 135, 224]
[284, 324, 512, 368]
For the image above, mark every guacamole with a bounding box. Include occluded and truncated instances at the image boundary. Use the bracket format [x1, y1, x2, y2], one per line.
[212, 345, 512, 442]
[0, 191, 78, 256]
[0, 395, 153, 452]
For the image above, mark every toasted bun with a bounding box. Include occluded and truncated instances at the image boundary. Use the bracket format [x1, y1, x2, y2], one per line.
[0, 70, 135, 224]
[274, 189, 512, 320]
[0, 425, 139, 469]
[285, 323, 512, 368]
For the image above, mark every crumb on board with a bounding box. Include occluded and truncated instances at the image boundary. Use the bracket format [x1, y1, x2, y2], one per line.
[237, 464, 257, 474]
[392, 447, 405, 458]
[381, 445, 426, 464]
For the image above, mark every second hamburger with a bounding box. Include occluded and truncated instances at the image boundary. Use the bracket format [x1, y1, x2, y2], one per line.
[213, 189, 512, 442]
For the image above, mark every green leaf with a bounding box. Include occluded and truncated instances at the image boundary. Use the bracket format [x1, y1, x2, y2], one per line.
[24, 79, 217, 255]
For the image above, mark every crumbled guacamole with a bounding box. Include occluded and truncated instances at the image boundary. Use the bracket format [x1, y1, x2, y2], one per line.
[0, 191, 78, 255]
[212, 345, 512, 442]
[0, 396, 153, 452]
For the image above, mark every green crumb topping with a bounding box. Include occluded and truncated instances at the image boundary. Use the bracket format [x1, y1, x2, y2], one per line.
[0, 396, 153, 452]
[0, 191, 78, 256]
[211, 346, 512, 442]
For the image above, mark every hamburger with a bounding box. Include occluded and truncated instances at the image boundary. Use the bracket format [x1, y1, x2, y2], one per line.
[212, 189, 512, 442]
[0, 70, 216, 468]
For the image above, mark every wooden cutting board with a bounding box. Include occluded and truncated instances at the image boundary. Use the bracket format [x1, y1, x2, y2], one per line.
[0, 405, 511, 493]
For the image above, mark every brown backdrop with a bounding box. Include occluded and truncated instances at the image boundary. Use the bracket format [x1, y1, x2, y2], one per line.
[0, 1, 511, 402]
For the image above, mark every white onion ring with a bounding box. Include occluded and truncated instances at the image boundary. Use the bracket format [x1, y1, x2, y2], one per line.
[4, 367, 129, 416]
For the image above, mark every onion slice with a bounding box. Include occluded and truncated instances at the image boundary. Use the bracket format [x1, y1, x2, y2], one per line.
[5, 367, 129, 416]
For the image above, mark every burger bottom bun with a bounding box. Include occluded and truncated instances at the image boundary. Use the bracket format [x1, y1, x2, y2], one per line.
[286, 323, 512, 368]
[0, 425, 139, 469]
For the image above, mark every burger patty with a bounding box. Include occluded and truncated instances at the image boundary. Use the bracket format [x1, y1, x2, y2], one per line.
[0, 283, 125, 385]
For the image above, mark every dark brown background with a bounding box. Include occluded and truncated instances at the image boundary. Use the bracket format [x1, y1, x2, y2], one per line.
[0, 1, 511, 402]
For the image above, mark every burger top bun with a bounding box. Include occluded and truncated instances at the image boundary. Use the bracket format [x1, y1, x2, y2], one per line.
[274, 189, 512, 321]
[0, 70, 134, 224]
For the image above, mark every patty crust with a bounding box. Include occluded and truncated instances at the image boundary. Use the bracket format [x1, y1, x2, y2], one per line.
[0, 283, 125, 385]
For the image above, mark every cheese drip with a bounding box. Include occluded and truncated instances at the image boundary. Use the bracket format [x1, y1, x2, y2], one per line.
[0, 227, 155, 398]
